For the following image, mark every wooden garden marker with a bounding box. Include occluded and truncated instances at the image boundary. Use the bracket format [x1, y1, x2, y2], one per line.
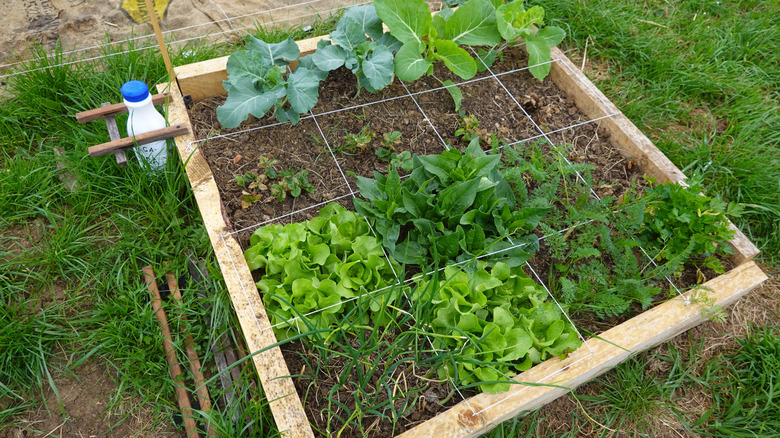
[143, 0, 176, 82]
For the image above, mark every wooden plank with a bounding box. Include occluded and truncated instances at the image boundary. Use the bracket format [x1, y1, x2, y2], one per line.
[76, 93, 170, 123]
[158, 83, 314, 438]
[175, 35, 327, 102]
[398, 261, 767, 438]
[87, 125, 189, 157]
[101, 102, 127, 167]
[547, 47, 759, 264]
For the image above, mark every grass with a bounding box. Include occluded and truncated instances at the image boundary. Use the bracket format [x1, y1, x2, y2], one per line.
[0, 12, 347, 434]
[0, 0, 777, 436]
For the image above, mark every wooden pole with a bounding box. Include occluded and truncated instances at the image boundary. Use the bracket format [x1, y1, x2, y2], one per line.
[143, 0, 176, 82]
[165, 270, 215, 437]
[143, 266, 200, 438]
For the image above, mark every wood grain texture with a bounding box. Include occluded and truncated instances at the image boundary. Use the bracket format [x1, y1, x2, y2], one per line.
[547, 47, 759, 263]
[76, 94, 170, 123]
[159, 83, 314, 438]
[101, 102, 127, 167]
[87, 125, 189, 157]
[398, 261, 767, 438]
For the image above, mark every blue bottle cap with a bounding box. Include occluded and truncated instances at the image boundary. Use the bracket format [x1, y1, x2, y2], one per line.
[121, 80, 150, 103]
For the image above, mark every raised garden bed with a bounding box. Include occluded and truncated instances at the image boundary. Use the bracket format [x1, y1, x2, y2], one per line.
[159, 13, 767, 437]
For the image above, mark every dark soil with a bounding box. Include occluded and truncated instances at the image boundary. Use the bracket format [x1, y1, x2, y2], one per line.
[187, 44, 733, 436]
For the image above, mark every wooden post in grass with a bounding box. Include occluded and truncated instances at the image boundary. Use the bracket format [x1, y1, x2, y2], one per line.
[143, 266, 200, 438]
[165, 269, 215, 437]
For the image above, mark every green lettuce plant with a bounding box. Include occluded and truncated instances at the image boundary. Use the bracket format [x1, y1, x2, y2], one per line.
[244, 203, 402, 338]
[354, 139, 549, 267]
[414, 261, 582, 392]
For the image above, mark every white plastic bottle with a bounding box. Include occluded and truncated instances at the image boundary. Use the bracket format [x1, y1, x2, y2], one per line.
[120, 80, 168, 171]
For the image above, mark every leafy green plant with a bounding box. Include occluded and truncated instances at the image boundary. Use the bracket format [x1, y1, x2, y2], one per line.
[381, 130, 403, 149]
[269, 169, 314, 201]
[375, 0, 502, 82]
[244, 203, 402, 338]
[354, 139, 549, 266]
[641, 177, 742, 273]
[312, 5, 401, 95]
[342, 125, 376, 153]
[495, 0, 566, 79]
[217, 36, 325, 128]
[413, 261, 582, 392]
[375, 148, 412, 171]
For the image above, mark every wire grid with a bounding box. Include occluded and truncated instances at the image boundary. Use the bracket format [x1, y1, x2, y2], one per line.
[203, 59, 630, 419]
[0, 0, 371, 79]
[472, 49, 689, 305]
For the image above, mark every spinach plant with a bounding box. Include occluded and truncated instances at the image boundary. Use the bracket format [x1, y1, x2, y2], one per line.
[312, 5, 402, 95]
[217, 36, 326, 128]
[354, 139, 549, 267]
[244, 203, 402, 339]
[414, 261, 581, 392]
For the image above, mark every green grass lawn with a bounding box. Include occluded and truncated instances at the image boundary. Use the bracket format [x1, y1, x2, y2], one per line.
[1, 0, 777, 436]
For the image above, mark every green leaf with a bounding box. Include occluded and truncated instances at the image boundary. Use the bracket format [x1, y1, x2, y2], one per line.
[537, 25, 565, 46]
[342, 4, 384, 40]
[445, 0, 501, 46]
[394, 41, 431, 82]
[312, 43, 347, 71]
[375, 32, 403, 52]
[216, 80, 277, 129]
[440, 179, 480, 216]
[297, 54, 329, 81]
[362, 45, 395, 90]
[248, 36, 300, 65]
[374, 0, 431, 45]
[224, 49, 273, 84]
[394, 240, 427, 265]
[434, 39, 477, 79]
[442, 80, 463, 112]
[331, 16, 367, 52]
[496, 3, 544, 41]
[525, 34, 552, 80]
[286, 68, 319, 114]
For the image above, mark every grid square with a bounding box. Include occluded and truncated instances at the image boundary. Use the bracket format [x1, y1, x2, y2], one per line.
[313, 96, 446, 185]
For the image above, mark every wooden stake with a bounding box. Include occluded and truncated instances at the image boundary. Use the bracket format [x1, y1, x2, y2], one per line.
[144, 0, 176, 82]
[143, 266, 200, 438]
[165, 270, 215, 437]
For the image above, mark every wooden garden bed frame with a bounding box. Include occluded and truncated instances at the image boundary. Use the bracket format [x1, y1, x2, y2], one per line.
[159, 34, 767, 437]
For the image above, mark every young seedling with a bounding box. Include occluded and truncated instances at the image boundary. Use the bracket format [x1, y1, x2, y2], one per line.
[270, 169, 315, 201]
[343, 126, 376, 153]
[380, 131, 402, 149]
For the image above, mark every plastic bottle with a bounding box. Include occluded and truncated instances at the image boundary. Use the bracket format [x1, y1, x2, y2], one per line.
[120, 80, 168, 171]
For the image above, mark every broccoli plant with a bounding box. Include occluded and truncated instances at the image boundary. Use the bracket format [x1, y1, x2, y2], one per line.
[312, 5, 402, 95]
[217, 37, 326, 128]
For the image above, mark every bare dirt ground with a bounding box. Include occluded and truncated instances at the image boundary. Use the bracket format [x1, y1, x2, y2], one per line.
[1, 361, 180, 438]
[0, 0, 362, 68]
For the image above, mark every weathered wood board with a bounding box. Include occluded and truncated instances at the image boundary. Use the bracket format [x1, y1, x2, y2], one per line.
[163, 34, 767, 438]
